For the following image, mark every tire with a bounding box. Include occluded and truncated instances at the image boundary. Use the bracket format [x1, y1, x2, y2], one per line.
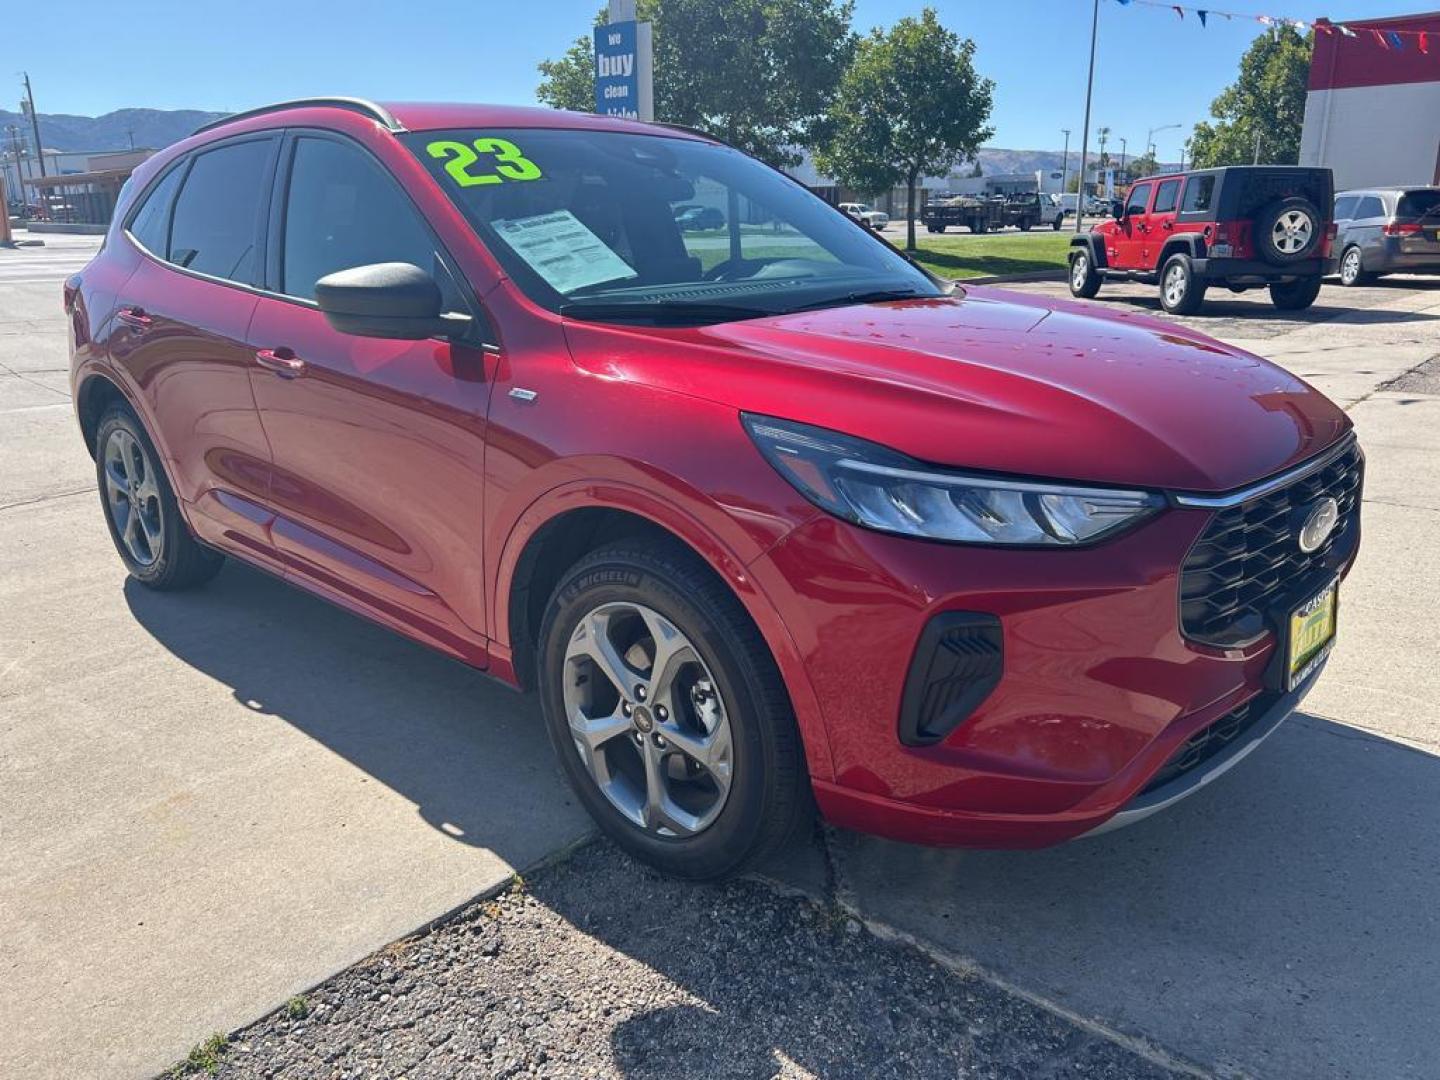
[1338, 246, 1371, 287]
[1052, 215, 1063, 231]
[1255, 196, 1322, 266]
[537, 539, 809, 880]
[94, 404, 223, 590]
[1270, 275, 1322, 311]
[973, 219, 987, 235]
[1068, 249, 1102, 298]
[1018, 221, 1032, 232]
[929, 224, 945, 234]
[1159, 253, 1206, 314]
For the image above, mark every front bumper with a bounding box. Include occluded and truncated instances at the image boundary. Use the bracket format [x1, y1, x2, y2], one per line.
[748, 494, 1356, 848]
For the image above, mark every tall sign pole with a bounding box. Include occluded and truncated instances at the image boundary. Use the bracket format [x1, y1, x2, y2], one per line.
[1074, 0, 1099, 233]
[594, 0, 654, 121]
[21, 73, 45, 179]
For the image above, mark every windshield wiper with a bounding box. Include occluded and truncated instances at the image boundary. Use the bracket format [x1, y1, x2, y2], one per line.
[784, 288, 934, 314]
[559, 300, 776, 325]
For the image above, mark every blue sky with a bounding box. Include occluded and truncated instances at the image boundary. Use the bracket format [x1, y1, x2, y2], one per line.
[15, 0, 1430, 157]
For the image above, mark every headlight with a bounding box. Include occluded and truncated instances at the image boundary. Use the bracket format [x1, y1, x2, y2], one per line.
[743, 414, 1163, 546]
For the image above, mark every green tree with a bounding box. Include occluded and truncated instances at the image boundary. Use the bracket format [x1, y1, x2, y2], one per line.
[968, 158, 984, 178]
[537, 34, 597, 113]
[535, 0, 856, 167]
[1189, 26, 1311, 167]
[814, 8, 994, 251]
[1127, 149, 1159, 180]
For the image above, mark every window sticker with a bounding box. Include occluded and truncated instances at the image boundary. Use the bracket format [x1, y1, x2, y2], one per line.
[427, 137, 543, 187]
[492, 210, 637, 294]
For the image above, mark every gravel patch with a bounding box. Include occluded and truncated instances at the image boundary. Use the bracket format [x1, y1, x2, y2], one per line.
[185, 839, 1179, 1080]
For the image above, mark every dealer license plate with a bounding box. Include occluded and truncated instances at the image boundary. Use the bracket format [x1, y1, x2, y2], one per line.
[1288, 580, 1337, 689]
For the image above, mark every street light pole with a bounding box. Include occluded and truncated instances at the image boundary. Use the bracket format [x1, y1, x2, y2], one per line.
[1074, 0, 1100, 234]
[1145, 123, 1181, 167]
[21, 73, 45, 179]
[1060, 128, 1070, 200]
[1119, 137, 1127, 179]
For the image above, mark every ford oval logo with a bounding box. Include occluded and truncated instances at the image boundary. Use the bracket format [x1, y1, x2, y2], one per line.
[1298, 497, 1340, 554]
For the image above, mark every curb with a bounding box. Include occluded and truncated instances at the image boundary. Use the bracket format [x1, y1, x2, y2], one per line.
[958, 269, 1068, 285]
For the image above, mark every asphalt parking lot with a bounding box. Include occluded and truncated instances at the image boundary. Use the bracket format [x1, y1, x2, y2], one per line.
[3, 235, 1438, 1078]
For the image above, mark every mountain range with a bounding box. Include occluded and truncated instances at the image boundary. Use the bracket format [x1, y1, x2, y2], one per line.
[0, 107, 1177, 176]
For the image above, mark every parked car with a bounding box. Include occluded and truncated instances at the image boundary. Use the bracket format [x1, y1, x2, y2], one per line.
[675, 205, 725, 231]
[1331, 186, 1440, 286]
[921, 192, 1004, 234]
[67, 99, 1361, 879]
[1069, 166, 1334, 314]
[838, 201, 888, 230]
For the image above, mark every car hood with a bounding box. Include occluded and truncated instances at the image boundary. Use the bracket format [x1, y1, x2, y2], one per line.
[563, 287, 1350, 493]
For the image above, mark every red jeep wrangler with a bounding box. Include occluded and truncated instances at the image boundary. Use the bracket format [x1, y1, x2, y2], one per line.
[1068, 166, 1335, 315]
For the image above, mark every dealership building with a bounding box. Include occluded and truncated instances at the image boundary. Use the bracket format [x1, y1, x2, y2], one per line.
[1300, 10, 1440, 189]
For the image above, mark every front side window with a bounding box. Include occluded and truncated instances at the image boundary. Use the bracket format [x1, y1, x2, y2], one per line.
[281, 136, 440, 301]
[1125, 184, 1152, 216]
[403, 128, 940, 323]
[1181, 175, 1215, 213]
[127, 164, 185, 257]
[167, 138, 275, 284]
[1152, 179, 1181, 214]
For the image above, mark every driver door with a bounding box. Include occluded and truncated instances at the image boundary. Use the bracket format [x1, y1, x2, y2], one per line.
[1110, 182, 1153, 270]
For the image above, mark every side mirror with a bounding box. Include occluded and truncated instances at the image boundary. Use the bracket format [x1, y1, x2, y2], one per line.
[314, 262, 472, 341]
[1111, 200, 1126, 219]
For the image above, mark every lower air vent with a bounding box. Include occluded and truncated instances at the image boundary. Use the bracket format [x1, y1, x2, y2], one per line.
[899, 612, 1003, 746]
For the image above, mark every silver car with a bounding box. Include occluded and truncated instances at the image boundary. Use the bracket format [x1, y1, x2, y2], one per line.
[1331, 187, 1440, 285]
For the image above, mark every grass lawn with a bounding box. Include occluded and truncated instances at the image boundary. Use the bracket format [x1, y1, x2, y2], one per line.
[881, 229, 1072, 281]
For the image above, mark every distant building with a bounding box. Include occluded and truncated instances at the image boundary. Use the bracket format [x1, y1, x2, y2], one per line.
[1300, 11, 1440, 189]
[6, 147, 155, 228]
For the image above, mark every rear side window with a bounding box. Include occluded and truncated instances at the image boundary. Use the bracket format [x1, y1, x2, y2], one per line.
[1181, 176, 1215, 213]
[168, 138, 275, 284]
[280, 136, 439, 301]
[1152, 179, 1181, 214]
[1354, 196, 1385, 220]
[127, 165, 185, 257]
[1125, 184, 1151, 215]
[1397, 190, 1440, 218]
[1333, 195, 1359, 221]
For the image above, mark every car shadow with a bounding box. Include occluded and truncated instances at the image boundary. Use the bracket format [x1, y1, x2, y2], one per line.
[759, 712, 1440, 1079]
[122, 559, 583, 855]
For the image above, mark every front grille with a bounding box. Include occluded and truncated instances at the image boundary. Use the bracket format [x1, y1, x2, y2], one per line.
[1142, 695, 1270, 794]
[1180, 440, 1363, 647]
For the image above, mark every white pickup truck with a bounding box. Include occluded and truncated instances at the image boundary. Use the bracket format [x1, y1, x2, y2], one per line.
[839, 202, 889, 230]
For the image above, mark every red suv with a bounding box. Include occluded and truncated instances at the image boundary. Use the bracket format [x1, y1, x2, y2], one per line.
[67, 101, 1362, 878]
[1070, 166, 1334, 314]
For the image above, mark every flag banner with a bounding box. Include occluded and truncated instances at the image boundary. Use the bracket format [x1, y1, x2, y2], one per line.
[1105, 0, 1437, 53]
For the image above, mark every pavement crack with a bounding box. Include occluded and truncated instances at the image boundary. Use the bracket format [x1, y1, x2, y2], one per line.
[0, 488, 91, 512]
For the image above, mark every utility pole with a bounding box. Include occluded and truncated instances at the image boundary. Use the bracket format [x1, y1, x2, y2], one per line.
[125, 127, 135, 150]
[1119, 137, 1128, 179]
[1074, 0, 1100, 234]
[1060, 128, 1071, 197]
[21, 73, 45, 178]
[1252, 125, 1262, 165]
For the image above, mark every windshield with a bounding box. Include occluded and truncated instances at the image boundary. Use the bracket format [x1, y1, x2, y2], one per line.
[402, 128, 942, 323]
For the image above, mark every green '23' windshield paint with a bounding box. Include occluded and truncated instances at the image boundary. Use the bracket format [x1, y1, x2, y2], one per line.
[425, 137, 544, 187]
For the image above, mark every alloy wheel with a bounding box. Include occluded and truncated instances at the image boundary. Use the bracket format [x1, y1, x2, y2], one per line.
[102, 427, 164, 566]
[1272, 209, 1314, 255]
[563, 601, 734, 838]
[1341, 249, 1361, 285]
[1071, 254, 1089, 289]
[1163, 263, 1188, 307]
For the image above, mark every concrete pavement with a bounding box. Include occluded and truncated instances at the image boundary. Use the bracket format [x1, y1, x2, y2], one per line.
[0, 236, 590, 1078]
[767, 275, 1440, 1079]
[4, 233, 1438, 1078]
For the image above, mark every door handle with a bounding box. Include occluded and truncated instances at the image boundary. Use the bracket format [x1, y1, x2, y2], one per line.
[1162, 220, 1174, 230]
[117, 306, 151, 330]
[254, 347, 306, 378]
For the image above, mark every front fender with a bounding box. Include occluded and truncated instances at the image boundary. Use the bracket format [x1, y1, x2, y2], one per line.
[490, 472, 834, 783]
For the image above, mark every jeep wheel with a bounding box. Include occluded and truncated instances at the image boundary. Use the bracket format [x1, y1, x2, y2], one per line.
[1270, 275, 1322, 311]
[1256, 197, 1321, 266]
[1159, 253, 1206, 315]
[1338, 246, 1370, 287]
[538, 539, 809, 880]
[1069, 250, 1101, 298]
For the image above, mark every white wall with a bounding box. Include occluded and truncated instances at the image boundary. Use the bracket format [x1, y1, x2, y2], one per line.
[1301, 82, 1440, 190]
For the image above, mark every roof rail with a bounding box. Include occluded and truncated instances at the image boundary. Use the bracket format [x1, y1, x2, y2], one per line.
[193, 97, 405, 136]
